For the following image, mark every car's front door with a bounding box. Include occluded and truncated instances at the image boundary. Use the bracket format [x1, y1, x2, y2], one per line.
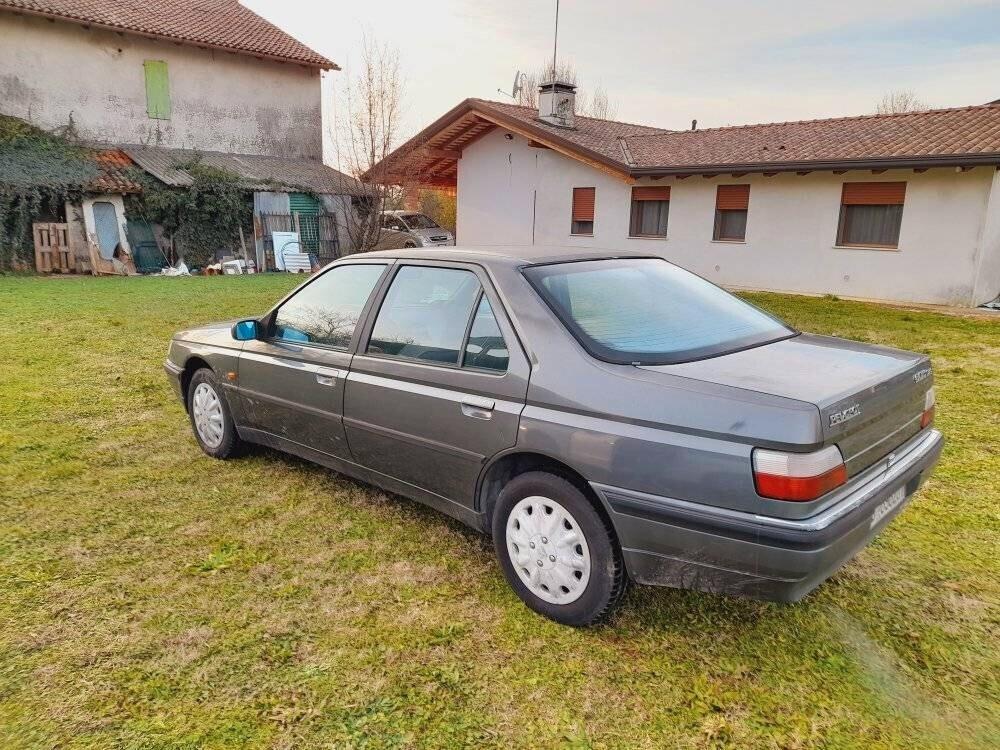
[344, 261, 529, 511]
[236, 262, 390, 460]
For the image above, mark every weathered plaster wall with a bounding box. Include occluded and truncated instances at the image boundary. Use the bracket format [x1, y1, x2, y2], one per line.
[0, 12, 323, 158]
[457, 128, 997, 306]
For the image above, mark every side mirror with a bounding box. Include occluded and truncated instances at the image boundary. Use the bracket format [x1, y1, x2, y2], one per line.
[232, 319, 259, 341]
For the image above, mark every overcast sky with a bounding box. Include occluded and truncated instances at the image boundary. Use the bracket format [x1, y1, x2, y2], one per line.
[245, 0, 1000, 141]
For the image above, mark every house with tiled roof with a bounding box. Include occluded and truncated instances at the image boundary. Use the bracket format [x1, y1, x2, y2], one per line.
[374, 84, 1000, 306]
[0, 0, 368, 272]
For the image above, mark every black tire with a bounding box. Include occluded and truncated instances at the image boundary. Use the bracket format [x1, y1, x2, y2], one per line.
[403, 242, 417, 248]
[492, 471, 627, 626]
[186, 368, 243, 459]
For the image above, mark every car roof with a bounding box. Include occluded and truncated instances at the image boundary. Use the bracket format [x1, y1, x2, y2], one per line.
[355, 245, 655, 269]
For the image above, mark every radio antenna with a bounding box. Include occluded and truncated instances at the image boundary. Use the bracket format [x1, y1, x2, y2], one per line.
[551, 0, 560, 82]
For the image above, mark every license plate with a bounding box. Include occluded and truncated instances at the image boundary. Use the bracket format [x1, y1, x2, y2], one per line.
[870, 486, 907, 529]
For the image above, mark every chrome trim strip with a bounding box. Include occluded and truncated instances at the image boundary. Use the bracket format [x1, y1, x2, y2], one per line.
[595, 429, 942, 534]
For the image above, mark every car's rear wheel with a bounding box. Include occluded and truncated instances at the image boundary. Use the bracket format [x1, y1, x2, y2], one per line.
[492, 471, 627, 626]
[187, 368, 243, 459]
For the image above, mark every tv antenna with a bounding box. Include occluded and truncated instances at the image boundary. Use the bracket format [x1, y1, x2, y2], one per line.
[498, 70, 527, 100]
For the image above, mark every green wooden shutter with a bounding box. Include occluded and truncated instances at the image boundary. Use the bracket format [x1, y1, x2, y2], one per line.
[290, 193, 321, 253]
[143, 60, 171, 120]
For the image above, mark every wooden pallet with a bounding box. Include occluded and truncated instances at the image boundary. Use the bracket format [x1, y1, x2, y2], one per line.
[33, 223, 74, 273]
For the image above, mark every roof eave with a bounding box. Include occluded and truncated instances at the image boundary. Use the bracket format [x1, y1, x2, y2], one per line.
[368, 98, 633, 184]
[630, 154, 1000, 177]
[3, 6, 338, 70]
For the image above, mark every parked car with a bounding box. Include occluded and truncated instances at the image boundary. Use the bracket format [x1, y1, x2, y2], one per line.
[374, 210, 455, 250]
[165, 247, 943, 626]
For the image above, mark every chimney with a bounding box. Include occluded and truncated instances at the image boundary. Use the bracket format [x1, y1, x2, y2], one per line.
[538, 80, 577, 128]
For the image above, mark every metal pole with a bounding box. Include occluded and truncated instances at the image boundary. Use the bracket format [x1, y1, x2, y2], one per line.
[552, 0, 559, 82]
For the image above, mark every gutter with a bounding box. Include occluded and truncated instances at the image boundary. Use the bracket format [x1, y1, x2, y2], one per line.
[630, 153, 1000, 177]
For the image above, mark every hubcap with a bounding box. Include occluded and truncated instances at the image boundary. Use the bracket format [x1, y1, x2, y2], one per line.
[505, 496, 591, 605]
[192, 382, 225, 448]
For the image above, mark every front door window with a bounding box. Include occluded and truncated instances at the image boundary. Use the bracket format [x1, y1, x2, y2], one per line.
[272, 263, 388, 348]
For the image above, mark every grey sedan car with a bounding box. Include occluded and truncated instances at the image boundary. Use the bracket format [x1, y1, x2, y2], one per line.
[165, 247, 943, 626]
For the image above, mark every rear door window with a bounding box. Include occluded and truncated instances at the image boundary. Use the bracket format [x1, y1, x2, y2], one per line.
[367, 266, 481, 365]
[272, 263, 387, 348]
[463, 295, 508, 372]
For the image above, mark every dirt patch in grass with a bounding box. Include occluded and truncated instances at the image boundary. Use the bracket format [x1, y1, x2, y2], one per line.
[1, 276, 997, 748]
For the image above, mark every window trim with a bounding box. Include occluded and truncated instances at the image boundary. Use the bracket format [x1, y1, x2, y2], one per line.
[521, 257, 798, 366]
[360, 263, 509, 374]
[628, 186, 670, 239]
[835, 182, 906, 249]
[834, 205, 904, 250]
[459, 290, 510, 374]
[262, 261, 391, 352]
[713, 208, 749, 242]
[570, 187, 596, 236]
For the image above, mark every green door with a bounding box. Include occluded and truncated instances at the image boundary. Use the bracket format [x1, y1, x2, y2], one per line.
[289, 193, 320, 255]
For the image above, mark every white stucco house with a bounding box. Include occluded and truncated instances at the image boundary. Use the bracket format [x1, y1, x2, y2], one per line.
[376, 85, 1000, 307]
[0, 0, 363, 270]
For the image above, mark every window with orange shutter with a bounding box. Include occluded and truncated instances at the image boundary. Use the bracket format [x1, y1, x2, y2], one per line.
[629, 186, 670, 237]
[571, 187, 595, 235]
[713, 185, 749, 241]
[836, 182, 906, 248]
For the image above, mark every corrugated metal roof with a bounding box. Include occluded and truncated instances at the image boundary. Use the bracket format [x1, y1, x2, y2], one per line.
[122, 146, 367, 196]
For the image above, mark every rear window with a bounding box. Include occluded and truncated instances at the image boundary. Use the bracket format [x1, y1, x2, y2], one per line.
[523, 258, 794, 365]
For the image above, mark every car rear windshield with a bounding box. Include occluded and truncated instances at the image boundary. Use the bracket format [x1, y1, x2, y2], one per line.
[523, 258, 795, 365]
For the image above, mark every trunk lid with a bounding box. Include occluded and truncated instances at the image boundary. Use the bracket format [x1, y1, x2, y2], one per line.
[642, 333, 932, 475]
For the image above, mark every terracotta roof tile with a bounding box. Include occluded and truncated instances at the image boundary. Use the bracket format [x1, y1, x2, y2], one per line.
[382, 99, 1000, 183]
[623, 104, 1000, 171]
[470, 99, 671, 164]
[0, 0, 336, 68]
[88, 148, 143, 193]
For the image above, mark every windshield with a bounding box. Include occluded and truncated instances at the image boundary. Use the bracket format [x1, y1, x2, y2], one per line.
[401, 213, 440, 230]
[523, 258, 794, 365]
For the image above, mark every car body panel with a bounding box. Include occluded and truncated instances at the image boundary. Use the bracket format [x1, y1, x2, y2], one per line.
[343, 259, 530, 507]
[164, 245, 943, 603]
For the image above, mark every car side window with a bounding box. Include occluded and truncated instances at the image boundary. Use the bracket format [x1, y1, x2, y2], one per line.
[368, 266, 481, 365]
[462, 295, 509, 372]
[272, 264, 387, 348]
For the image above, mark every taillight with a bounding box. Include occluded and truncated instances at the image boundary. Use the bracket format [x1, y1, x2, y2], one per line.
[752, 445, 847, 502]
[920, 387, 935, 429]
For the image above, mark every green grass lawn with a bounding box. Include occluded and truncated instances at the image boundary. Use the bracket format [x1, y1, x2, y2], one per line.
[1, 274, 997, 749]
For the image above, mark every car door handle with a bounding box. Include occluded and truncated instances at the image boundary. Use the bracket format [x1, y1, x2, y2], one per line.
[461, 396, 495, 420]
[315, 368, 339, 386]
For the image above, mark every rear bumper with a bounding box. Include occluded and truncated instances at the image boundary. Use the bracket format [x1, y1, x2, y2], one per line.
[593, 428, 944, 602]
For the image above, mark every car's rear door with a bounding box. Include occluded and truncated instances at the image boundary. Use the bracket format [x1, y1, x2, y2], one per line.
[344, 260, 529, 512]
[236, 261, 390, 461]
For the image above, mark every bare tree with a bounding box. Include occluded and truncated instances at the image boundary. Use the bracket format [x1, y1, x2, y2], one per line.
[332, 35, 405, 252]
[515, 61, 618, 120]
[874, 90, 930, 115]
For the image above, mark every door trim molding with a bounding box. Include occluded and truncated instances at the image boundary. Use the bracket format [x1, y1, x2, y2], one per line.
[343, 416, 486, 463]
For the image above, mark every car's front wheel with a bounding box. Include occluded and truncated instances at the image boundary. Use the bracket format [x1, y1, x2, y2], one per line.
[186, 368, 243, 459]
[492, 471, 627, 626]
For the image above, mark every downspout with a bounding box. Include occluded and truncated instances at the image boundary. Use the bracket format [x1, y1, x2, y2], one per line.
[970, 167, 1000, 305]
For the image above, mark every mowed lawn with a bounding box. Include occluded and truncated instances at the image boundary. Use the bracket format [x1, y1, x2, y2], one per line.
[1, 274, 997, 750]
